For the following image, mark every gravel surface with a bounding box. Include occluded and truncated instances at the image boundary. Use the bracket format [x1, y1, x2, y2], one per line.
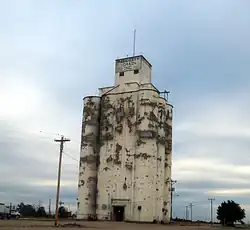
[0, 219, 216, 230]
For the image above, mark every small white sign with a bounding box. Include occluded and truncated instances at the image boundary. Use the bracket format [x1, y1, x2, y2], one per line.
[115, 56, 141, 73]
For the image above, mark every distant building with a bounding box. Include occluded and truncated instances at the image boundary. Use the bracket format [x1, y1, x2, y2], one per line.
[77, 55, 173, 223]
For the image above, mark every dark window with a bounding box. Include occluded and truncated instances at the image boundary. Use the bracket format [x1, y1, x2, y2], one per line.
[119, 72, 124, 76]
[134, 69, 139, 74]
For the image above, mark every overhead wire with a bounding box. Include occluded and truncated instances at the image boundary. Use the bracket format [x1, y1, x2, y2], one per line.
[63, 151, 79, 162]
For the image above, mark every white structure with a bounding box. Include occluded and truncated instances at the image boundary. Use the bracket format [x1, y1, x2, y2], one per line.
[77, 55, 173, 223]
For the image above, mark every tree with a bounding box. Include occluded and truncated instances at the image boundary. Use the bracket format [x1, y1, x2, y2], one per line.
[58, 206, 69, 218]
[217, 200, 245, 226]
[36, 206, 46, 217]
[17, 202, 36, 217]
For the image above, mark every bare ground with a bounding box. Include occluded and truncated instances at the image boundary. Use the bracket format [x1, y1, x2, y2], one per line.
[0, 219, 217, 230]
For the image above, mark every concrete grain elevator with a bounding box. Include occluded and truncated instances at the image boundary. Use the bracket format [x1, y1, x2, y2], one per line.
[77, 55, 173, 223]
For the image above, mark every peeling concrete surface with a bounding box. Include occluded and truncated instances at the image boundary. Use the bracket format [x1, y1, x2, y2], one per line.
[77, 56, 173, 223]
[78, 96, 101, 219]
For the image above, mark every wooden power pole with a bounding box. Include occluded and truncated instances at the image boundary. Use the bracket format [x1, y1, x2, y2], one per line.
[54, 135, 70, 227]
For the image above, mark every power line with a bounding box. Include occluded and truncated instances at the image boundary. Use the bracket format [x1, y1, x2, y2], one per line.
[39, 130, 80, 145]
[69, 139, 81, 145]
[54, 135, 70, 227]
[40, 130, 60, 136]
[208, 198, 215, 224]
[39, 130, 80, 163]
[63, 151, 79, 162]
[62, 142, 88, 163]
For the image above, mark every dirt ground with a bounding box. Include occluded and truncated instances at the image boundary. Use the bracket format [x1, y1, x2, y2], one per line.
[0, 219, 217, 230]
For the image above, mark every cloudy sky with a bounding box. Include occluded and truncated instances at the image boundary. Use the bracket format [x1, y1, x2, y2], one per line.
[0, 0, 250, 221]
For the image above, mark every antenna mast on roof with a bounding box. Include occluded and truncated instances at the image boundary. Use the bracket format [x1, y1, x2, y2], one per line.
[133, 29, 136, 56]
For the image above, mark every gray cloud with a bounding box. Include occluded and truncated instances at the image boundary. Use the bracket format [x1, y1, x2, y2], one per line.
[173, 179, 250, 221]
[0, 181, 77, 211]
[0, 0, 250, 221]
[0, 122, 78, 210]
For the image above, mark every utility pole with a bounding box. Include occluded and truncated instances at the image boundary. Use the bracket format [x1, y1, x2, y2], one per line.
[49, 199, 51, 216]
[38, 200, 42, 208]
[185, 205, 189, 220]
[9, 203, 12, 215]
[54, 136, 70, 227]
[189, 203, 194, 222]
[168, 179, 177, 221]
[208, 198, 215, 225]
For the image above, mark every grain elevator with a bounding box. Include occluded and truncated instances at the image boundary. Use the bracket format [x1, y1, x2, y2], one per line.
[77, 55, 173, 223]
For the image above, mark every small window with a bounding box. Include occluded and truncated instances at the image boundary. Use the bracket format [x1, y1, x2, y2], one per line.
[119, 72, 124, 76]
[134, 69, 139, 74]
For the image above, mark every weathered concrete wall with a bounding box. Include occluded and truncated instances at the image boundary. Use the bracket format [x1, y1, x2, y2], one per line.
[139, 59, 152, 84]
[133, 88, 158, 222]
[156, 97, 167, 222]
[163, 102, 173, 223]
[96, 83, 140, 220]
[96, 82, 173, 223]
[115, 56, 152, 86]
[78, 55, 173, 223]
[155, 98, 173, 223]
[77, 96, 101, 219]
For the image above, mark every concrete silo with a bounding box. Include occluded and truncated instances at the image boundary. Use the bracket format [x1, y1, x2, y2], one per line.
[77, 96, 101, 219]
[77, 55, 173, 223]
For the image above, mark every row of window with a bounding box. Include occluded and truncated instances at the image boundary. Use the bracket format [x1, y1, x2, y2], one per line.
[119, 69, 139, 76]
